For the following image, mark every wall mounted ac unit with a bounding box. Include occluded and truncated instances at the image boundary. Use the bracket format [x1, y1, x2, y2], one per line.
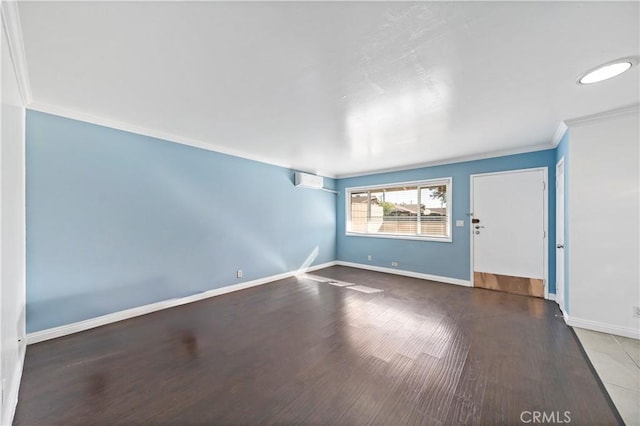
[294, 172, 324, 189]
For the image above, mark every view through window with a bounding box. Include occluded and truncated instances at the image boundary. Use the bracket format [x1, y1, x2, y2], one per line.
[347, 179, 451, 240]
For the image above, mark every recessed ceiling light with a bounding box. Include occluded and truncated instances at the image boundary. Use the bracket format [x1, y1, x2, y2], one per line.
[578, 58, 636, 84]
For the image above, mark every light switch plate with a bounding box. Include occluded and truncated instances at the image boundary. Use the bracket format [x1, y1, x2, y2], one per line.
[456, 220, 464, 227]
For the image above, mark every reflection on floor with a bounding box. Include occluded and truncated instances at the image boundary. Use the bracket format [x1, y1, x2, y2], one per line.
[303, 274, 384, 293]
[15, 266, 621, 425]
[574, 327, 640, 426]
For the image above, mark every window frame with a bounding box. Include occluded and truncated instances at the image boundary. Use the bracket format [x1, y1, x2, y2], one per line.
[345, 177, 453, 243]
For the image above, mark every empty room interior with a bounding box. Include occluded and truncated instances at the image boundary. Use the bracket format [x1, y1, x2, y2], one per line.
[1, 1, 640, 425]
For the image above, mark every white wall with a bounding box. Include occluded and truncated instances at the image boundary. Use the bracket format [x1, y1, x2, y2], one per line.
[1, 8, 27, 425]
[568, 112, 640, 338]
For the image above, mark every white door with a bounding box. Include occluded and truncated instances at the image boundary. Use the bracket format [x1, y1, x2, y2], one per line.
[472, 169, 546, 292]
[555, 159, 565, 311]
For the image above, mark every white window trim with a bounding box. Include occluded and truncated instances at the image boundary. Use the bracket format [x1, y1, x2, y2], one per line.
[345, 177, 453, 243]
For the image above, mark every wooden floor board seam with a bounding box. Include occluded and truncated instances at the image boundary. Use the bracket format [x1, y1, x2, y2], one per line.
[15, 266, 621, 425]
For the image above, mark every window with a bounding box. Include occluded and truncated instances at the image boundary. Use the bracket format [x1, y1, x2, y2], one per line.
[346, 178, 452, 242]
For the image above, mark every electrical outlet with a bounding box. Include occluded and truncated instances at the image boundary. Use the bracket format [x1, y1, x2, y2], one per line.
[367, 255, 372, 261]
[237, 270, 243, 278]
[633, 306, 640, 318]
[391, 261, 398, 267]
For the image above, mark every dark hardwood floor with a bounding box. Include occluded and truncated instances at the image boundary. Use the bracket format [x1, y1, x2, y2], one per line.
[15, 266, 620, 425]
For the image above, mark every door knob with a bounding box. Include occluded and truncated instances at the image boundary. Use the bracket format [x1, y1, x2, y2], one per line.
[475, 225, 485, 229]
[556, 244, 564, 249]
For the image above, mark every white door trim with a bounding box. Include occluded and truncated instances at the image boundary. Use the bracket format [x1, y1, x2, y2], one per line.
[555, 157, 566, 313]
[469, 167, 549, 299]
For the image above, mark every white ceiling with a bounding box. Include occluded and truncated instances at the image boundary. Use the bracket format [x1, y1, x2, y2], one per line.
[18, 1, 640, 177]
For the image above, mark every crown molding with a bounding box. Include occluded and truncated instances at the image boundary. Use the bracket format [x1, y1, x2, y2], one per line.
[335, 142, 556, 179]
[23, 101, 562, 181]
[1, 0, 32, 105]
[565, 104, 640, 128]
[551, 121, 568, 147]
[27, 102, 337, 179]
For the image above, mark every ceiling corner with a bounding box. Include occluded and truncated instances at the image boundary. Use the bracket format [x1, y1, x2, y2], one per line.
[2, 0, 32, 106]
[564, 104, 640, 128]
[551, 122, 568, 147]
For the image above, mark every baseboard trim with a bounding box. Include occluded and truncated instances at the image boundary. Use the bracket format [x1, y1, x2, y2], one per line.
[1, 344, 26, 426]
[26, 261, 337, 345]
[546, 294, 570, 320]
[335, 261, 471, 287]
[556, 303, 569, 322]
[566, 316, 640, 340]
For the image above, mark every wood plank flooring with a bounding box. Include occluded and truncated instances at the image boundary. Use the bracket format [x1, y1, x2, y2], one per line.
[15, 266, 620, 425]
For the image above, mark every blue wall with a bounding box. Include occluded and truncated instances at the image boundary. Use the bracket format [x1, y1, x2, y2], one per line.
[336, 150, 557, 291]
[26, 109, 565, 333]
[555, 130, 570, 313]
[26, 111, 336, 332]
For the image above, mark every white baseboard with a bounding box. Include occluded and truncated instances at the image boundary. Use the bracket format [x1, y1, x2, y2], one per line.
[335, 261, 471, 287]
[1, 343, 26, 426]
[547, 295, 569, 321]
[566, 316, 640, 340]
[26, 261, 337, 345]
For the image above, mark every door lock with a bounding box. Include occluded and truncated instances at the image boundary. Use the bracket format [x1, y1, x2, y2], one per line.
[556, 244, 564, 249]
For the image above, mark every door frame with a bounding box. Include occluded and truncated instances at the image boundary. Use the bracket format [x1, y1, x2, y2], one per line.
[469, 167, 549, 299]
[555, 157, 566, 313]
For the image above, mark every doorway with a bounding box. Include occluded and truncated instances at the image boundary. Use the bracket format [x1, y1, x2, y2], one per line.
[470, 168, 547, 298]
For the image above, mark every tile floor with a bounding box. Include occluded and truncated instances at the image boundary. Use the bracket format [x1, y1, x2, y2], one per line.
[574, 328, 640, 426]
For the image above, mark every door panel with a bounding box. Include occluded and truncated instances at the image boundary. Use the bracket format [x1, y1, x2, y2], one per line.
[474, 272, 544, 297]
[472, 169, 546, 293]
